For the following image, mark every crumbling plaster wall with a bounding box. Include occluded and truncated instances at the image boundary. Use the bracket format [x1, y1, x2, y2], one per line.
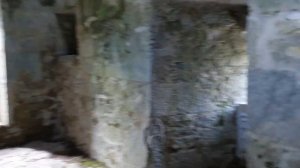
[148, 1, 248, 168]
[58, 0, 152, 168]
[0, 0, 73, 147]
[247, 0, 300, 168]
[59, 1, 249, 168]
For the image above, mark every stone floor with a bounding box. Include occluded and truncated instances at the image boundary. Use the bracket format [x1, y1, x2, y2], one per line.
[0, 141, 246, 168]
[0, 141, 106, 168]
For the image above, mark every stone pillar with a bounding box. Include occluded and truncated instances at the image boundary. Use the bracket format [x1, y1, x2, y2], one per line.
[247, 0, 300, 167]
[69, 1, 152, 168]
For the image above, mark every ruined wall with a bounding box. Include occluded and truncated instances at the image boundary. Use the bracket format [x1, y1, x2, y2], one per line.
[171, 0, 246, 4]
[0, 0, 73, 147]
[58, 0, 152, 168]
[247, 0, 300, 168]
[148, 2, 248, 168]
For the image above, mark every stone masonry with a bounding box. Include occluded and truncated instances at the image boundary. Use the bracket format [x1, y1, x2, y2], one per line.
[148, 1, 248, 168]
[59, 1, 152, 168]
[247, 0, 300, 168]
[3, 0, 300, 168]
[0, 0, 74, 147]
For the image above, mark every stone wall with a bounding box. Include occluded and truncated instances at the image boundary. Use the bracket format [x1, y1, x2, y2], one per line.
[0, 1, 252, 168]
[247, 0, 300, 168]
[0, 0, 73, 147]
[170, 0, 246, 4]
[148, 2, 248, 168]
[58, 0, 152, 168]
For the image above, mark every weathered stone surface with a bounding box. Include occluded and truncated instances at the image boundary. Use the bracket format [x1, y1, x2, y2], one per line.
[250, 0, 300, 13]
[56, 56, 92, 152]
[247, 2, 300, 168]
[247, 134, 300, 168]
[236, 105, 248, 159]
[0, 0, 74, 147]
[248, 11, 300, 72]
[247, 69, 300, 168]
[173, 0, 246, 4]
[0, 0, 261, 168]
[149, 1, 248, 168]
[58, 1, 152, 168]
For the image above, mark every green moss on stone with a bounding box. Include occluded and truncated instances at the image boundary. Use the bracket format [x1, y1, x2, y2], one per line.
[80, 159, 106, 168]
[96, 0, 125, 22]
[80, 0, 126, 37]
